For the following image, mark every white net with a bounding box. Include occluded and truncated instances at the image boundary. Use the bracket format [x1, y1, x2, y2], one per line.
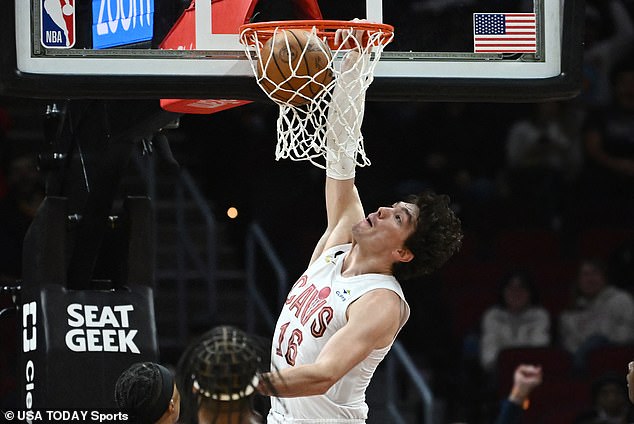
[240, 22, 393, 172]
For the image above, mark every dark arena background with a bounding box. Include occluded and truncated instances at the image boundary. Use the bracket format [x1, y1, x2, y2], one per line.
[1, 0, 634, 423]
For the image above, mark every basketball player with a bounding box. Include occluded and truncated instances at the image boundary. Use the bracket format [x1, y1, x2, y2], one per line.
[176, 325, 271, 424]
[114, 362, 180, 424]
[257, 27, 463, 423]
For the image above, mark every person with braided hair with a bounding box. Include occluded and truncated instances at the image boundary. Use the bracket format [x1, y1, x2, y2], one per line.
[114, 362, 180, 424]
[176, 325, 272, 424]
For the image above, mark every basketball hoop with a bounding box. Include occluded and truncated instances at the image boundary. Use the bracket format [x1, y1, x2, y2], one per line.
[239, 20, 394, 170]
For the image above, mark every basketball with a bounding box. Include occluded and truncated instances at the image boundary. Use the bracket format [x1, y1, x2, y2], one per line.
[257, 29, 334, 106]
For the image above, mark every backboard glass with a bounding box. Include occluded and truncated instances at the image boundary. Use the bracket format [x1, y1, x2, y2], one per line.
[1, 0, 584, 101]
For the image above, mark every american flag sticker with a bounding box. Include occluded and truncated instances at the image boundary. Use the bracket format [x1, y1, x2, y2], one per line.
[473, 13, 536, 53]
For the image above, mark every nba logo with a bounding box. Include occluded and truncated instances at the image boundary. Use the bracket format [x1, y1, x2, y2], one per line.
[41, 0, 76, 48]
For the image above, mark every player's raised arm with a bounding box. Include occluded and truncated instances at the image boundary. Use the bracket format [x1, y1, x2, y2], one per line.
[309, 29, 369, 263]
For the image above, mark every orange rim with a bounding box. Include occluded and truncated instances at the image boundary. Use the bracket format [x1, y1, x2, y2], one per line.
[239, 20, 394, 49]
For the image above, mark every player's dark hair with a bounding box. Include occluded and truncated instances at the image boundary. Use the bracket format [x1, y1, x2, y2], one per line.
[392, 191, 463, 280]
[114, 362, 174, 424]
[177, 326, 273, 424]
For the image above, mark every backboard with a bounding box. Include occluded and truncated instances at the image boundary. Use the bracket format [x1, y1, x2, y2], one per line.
[1, 0, 584, 101]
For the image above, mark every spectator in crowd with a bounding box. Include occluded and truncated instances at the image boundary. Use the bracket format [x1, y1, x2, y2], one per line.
[114, 362, 181, 424]
[503, 102, 582, 227]
[480, 270, 551, 373]
[559, 259, 634, 373]
[574, 373, 634, 424]
[454, 270, 549, 424]
[581, 0, 634, 110]
[494, 364, 543, 424]
[581, 56, 634, 201]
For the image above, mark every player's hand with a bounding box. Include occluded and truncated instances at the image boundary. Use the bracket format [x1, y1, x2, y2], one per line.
[334, 18, 367, 50]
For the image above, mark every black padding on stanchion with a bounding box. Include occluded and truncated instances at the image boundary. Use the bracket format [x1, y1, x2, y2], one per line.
[21, 197, 67, 287]
[123, 197, 154, 287]
[18, 194, 161, 410]
[19, 284, 158, 410]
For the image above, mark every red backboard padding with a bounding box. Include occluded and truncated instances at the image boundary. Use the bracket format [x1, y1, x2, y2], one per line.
[159, 0, 256, 114]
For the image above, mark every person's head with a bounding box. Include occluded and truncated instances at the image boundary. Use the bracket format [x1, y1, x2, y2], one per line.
[576, 259, 609, 299]
[389, 191, 462, 280]
[177, 325, 269, 423]
[498, 270, 539, 313]
[114, 362, 180, 424]
[591, 373, 630, 417]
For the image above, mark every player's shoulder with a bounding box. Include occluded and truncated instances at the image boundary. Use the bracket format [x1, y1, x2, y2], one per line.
[347, 288, 404, 334]
[353, 287, 402, 310]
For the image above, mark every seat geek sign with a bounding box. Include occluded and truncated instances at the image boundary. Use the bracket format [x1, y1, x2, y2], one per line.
[66, 304, 140, 353]
[92, 0, 154, 49]
[18, 283, 158, 410]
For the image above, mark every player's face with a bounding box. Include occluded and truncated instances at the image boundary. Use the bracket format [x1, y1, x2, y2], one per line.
[353, 202, 418, 259]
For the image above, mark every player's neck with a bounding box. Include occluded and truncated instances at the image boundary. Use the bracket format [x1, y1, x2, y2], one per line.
[342, 245, 393, 277]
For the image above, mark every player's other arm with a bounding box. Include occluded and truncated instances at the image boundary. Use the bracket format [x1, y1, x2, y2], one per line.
[260, 289, 402, 397]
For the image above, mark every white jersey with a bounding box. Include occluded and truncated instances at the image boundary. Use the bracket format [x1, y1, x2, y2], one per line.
[268, 244, 410, 423]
